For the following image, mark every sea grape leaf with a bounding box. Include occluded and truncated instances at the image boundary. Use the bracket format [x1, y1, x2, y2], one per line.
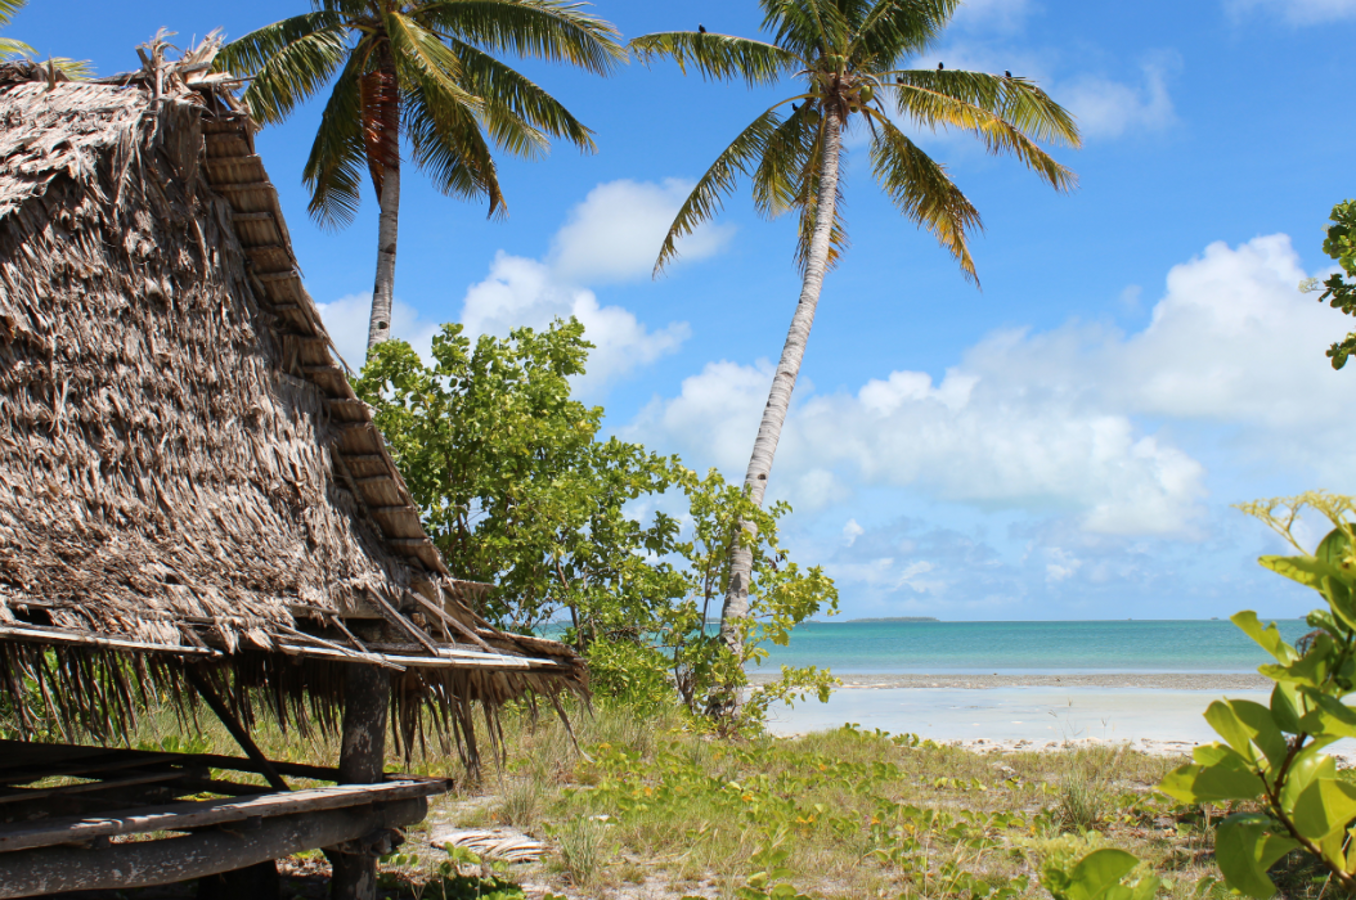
[1160, 749, 1265, 803]
[1232, 612, 1299, 666]
[1279, 744, 1338, 812]
[1214, 813, 1298, 899]
[1299, 693, 1356, 739]
[1258, 556, 1345, 593]
[1270, 682, 1303, 734]
[1063, 849, 1140, 900]
[1315, 527, 1356, 576]
[1205, 700, 1286, 768]
[1292, 778, 1356, 847]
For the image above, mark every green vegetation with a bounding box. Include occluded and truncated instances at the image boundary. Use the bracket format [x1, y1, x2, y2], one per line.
[357, 322, 837, 732]
[1302, 200, 1356, 369]
[1145, 492, 1356, 898]
[629, 0, 1080, 671]
[89, 695, 1218, 900]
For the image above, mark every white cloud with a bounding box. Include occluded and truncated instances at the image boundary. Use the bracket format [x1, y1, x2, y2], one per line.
[450, 178, 734, 394]
[1061, 55, 1178, 139]
[460, 252, 690, 393]
[549, 179, 734, 283]
[951, 0, 1034, 33]
[316, 293, 441, 372]
[842, 518, 865, 547]
[1226, 0, 1356, 23]
[629, 234, 1356, 538]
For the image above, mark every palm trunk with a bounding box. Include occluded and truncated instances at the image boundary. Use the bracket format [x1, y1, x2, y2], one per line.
[366, 49, 401, 353]
[718, 108, 842, 689]
[367, 152, 400, 351]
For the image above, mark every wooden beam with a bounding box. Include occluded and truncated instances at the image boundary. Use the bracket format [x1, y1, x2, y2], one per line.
[0, 798, 426, 897]
[0, 780, 443, 853]
[328, 655, 391, 900]
[183, 666, 289, 793]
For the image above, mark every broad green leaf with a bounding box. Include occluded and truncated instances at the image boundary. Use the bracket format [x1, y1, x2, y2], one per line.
[1292, 778, 1356, 847]
[1205, 700, 1286, 768]
[1279, 744, 1338, 811]
[1270, 682, 1303, 733]
[1214, 813, 1299, 899]
[1160, 750, 1265, 803]
[1129, 877, 1161, 900]
[1232, 611, 1299, 666]
[1259, 555, 1345, 592]
[1063, 849, 1140, 900]
[1299, 693, 1356, 738]
[1315, 526, 1356, 575]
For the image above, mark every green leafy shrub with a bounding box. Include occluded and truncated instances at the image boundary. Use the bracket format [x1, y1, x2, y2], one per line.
[358, 320, 838, 733]
[1156, 492, 1356, 897]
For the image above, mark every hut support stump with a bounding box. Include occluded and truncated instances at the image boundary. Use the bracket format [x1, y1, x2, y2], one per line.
[327, 660, 391, 900]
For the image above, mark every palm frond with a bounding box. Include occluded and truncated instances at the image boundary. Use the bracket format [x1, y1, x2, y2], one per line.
[751, 101, 820, 218]
[0, 0, 24, 29]
[867, 109, 981, 280]
[0, 37, 35, 59]
[654, 106, 786, 274]
[890, 68, 1081, 148]
[404, 76, 507, 216]
[386, 10, 483, 111]
[629, 31, 800, 86]
[850, 0, 960, 65]
[760, 0, 849, 59]
[448, 37, 595, 154]
[302, 50, 368, 229]
[421, 0, 624, 76]
[219, 13, 349, 124]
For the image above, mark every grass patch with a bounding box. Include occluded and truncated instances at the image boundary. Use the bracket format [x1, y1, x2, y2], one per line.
[70, 696, 1224, 900]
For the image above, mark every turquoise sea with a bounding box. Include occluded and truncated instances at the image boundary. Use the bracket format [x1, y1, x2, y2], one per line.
[755, 618, 1311, 674]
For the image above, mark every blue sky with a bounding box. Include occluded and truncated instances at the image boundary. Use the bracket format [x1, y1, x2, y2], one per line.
[13, 0, 1356, 620]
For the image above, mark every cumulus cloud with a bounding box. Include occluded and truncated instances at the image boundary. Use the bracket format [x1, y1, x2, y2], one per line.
[1226, 0, 1356, 23]
[629, 234, 1355, 538]
[460, 253, 690, 392]
[548, 179, 734, 282]
[316, 293, 441, 371]
[452, 178, 732, 394]
[951, 0, 1034, 33]
[1060, 54, 1178, 139]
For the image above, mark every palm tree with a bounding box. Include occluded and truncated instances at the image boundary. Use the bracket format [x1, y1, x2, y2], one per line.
[632, 0, 1080, 671]
[218, 0, 623, 353]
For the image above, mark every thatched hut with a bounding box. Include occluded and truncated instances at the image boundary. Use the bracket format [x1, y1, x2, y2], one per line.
[0, 37, 585, 898]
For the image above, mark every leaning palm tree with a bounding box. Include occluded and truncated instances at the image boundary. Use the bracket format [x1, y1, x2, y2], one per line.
[219, 0, 623, 353]
[632, 0, 1080, 677]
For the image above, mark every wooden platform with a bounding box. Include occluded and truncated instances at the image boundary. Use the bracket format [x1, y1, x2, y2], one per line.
[0, 740, 448, 897]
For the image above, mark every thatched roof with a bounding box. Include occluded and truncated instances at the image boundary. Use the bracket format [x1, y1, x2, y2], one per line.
[0, 38, 585, 752]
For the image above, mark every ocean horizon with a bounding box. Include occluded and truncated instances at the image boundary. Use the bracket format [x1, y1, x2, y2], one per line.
[753, 617, 1310, 675]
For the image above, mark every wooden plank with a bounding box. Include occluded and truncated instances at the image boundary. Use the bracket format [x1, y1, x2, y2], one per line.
[0, 798, 427, 897]
[0, 771, 187, 807]
[0, 624, 222, 658]
[0, 751, 181, 786]
[0, 779, 446, 853]
[0, 742, 340, 784]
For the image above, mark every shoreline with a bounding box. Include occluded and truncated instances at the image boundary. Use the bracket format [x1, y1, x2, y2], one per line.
[749, 671, 1272, 691]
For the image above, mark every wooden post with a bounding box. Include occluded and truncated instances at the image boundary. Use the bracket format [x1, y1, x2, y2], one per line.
[327, 661, 390, 900]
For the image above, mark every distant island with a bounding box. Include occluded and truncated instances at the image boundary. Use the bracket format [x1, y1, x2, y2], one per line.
[844, 616, 939, 623]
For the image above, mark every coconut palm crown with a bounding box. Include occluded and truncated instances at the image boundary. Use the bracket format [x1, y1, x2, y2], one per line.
[218, 0, 623, 352]
[631, 0, 1081, 677]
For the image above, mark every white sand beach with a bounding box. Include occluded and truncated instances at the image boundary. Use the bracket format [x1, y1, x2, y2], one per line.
[753, 671, 1351, 760]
